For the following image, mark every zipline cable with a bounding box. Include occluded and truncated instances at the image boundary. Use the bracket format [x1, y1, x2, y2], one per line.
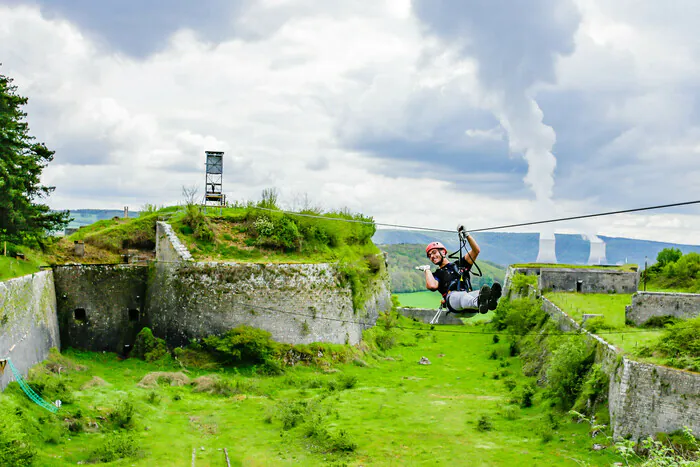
[254, 199, 700, 234]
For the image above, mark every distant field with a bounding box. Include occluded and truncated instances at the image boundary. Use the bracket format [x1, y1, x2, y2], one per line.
[545, 292, 633, 328]
[394, 291, 442, 309]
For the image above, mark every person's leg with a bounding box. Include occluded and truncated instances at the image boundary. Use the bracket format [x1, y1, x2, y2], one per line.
[488, 283, 502, 310]
[448, 286, 491, 314]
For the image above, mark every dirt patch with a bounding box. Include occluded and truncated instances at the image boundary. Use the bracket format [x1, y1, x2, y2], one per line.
[137, 372, 190, 388]
[191, 375, 233, 395]
[81, 376, 108, 389]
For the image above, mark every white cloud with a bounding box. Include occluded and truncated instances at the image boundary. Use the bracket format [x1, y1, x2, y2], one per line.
[1, 1, 699, 244]
[465, 127, 504, 141]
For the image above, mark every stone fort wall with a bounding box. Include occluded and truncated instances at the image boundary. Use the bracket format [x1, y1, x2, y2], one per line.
[0, 271, 60, 391]
[625, 291, 700, 326]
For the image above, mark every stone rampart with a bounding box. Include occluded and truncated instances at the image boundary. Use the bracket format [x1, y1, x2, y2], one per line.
[145, 261, 385, 346]
[540, 268, 638, 294]
[625, 291, 700, 326]
[397, 307, 464, 325]
[541, 297, 700, 440]
[0, 271, 60, 391]
[156, 221, 193, 262]
[53, 265, 148, 353]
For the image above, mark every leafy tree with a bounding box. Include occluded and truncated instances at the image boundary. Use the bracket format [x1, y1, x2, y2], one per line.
[0, 70, 69, 246]
[656, 247, 682, 267]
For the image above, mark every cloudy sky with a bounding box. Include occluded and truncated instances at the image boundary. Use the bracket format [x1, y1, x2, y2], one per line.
[1, 0, 699, 244]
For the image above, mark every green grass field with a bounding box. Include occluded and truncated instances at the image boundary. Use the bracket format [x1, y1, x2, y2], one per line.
[544, 292, 633, 328]
[544, 292, 666, 362]
[1, 319, 624, 466]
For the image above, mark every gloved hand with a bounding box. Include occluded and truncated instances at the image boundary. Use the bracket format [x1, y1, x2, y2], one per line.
[415, 265, 431, 271]
[457, 224, 470, 238]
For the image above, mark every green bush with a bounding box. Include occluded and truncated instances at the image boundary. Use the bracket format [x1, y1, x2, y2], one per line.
[110, 398, 136, 430]
[545, 337, 595, 410]
[572, 364, 609, 416]
[89, 432, 142, 463]
[336, 373, 358, 390]
[203, 325, 279, 366]
[132, 327, 168, 362]
[511, 382, 536, 408]
[0, 417, 35, 466]
[647, 316, 700, 371]
[582, 316, 608, 333]
[643, 316, 680, 328]
[492, 297, 547, 335]
[509, 273, 538, 297]
[476, 415, 494, 432]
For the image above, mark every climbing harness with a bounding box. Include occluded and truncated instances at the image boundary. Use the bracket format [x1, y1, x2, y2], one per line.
[0, 357, 60, 413]
[429, 229, 483, 325]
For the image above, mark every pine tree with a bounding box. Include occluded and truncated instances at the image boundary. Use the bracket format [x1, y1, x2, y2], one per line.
[0, 70, 70, 245]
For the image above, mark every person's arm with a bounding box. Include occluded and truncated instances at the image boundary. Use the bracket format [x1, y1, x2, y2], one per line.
[425, 269, 439, 291]
[463, 232, 480, 265]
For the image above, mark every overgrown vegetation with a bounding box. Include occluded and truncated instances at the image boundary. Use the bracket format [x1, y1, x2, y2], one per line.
[635, 316, 700, 371]
[507, 273, 538, 298]
[493, 297, 606, 417]
[644, 248, 700, 292]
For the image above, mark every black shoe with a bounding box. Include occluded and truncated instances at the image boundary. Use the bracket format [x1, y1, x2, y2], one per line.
[477, 285, 491, 314]
[488, 282, 502, 310]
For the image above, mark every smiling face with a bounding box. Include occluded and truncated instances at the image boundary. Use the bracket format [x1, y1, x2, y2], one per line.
[427, 248, 445, 265]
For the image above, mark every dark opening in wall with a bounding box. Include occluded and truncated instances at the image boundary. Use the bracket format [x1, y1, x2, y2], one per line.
[576, 280, 583, 293]
[128, 308, 140, 322]
[74, 308, 87, 322]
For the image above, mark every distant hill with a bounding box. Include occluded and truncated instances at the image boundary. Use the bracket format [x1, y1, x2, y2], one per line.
[66, 209, 140, 229]
[372, 229, 700, 269]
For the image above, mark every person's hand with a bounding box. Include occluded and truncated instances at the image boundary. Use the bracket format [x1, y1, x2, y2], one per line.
[415, 265, 431, 271]
[457, 224, 470, 238]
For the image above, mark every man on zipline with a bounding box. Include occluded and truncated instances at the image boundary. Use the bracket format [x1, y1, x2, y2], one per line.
[418, 226, 502, 316]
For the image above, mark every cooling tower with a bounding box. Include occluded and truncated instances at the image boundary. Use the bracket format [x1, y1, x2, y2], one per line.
[588, 239, 607, 265]
[535, 236, 557, 263]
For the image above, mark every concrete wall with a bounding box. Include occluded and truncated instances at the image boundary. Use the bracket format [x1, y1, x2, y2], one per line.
[53, 265, 148, 353]
[625, 292, 700, 326]
[541, 297, 700, 440]
[397, 307, 464, 325]
[539, 269, 638, 294]
[0, 271, 60, 391]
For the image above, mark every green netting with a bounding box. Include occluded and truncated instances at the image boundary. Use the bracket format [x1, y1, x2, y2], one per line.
[5, 359, 59, 413]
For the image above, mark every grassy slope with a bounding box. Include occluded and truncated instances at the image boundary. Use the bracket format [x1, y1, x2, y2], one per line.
[1, 318, 624, 467]
[0, 254, 43, 281]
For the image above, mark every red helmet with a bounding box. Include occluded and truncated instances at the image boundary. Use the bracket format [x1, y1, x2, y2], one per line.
[426, 241, 447, 258]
